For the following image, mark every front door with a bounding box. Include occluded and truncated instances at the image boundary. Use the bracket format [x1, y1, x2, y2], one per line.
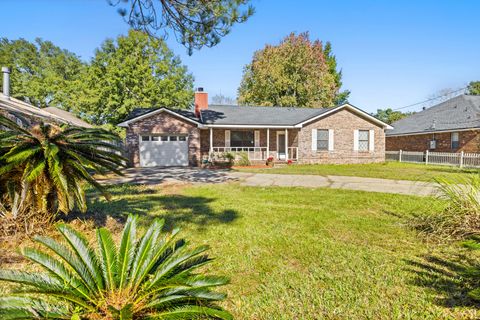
[277, 133, 286, 160]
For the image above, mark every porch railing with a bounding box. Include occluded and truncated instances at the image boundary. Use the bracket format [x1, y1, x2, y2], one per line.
[211, 147, 298, 161]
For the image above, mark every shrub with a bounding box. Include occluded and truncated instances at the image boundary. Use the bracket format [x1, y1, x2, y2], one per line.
[409, 175, 480, 240]
[234, 152, 250, 166]
[0, 115, 125, 234]
[0, 215, 232, 319]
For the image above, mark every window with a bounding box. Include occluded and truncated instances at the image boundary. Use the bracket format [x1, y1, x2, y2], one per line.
[178, 136, 187, 141]
[231, 131, 254, 147]
[358, 130, 369, 151]
[141, 136, 150, 141]
[151, 136, 159, 141]
[169, 136, 178, 141]
[316, 129, 329, 151]
[451, 132, 459, 149]
[161, 136, 168, 141]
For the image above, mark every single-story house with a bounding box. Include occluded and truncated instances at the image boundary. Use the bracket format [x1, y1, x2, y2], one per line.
[118, 88, 392, 167]
[386, 94, 480, 152]
[0, 67, 92, 128]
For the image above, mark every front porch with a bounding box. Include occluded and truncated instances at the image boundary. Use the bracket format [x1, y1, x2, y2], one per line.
[202, 128, 300, 163]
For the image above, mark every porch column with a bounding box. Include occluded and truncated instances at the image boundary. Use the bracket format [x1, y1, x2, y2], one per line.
[285, 128, 288, 161]
[266, 128, 270, 158]
[209, 127, 213, 153]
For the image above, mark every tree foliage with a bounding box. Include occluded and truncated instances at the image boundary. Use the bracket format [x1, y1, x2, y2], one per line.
[0, 215, 232, 319]
[237, 32, 349, 108]
[0, 38, 85, 109]
[0, 115, 125, 218]
[467, 81, 480, 95]
[211, 93, 236, 105]
[110, 0, 254, 54]
[373, 108, 412, 124]
[72, 30, 194, 126]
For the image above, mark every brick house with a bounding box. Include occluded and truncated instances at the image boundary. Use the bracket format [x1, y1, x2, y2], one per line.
[386, 95, 480, 152]
[118, 89, 392, 167]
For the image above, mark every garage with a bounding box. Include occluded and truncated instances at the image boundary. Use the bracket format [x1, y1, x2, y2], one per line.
[139, 134, 189, 167]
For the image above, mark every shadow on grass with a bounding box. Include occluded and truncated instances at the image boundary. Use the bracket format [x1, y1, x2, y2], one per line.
[64, 186, 238, 232]
[405, 253, 480, 308]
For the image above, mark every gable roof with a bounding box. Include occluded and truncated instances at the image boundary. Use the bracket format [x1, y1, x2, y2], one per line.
[119, 103, 392, 129]
[117, 107, 202, 127]
[0, 95, 92, 128]
[386, 95, 480, 136]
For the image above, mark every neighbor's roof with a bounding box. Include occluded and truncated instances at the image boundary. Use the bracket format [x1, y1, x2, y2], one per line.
[118, 103, 392, 129]
[0, 95, 92, 128]
[43, 106, 93, 128]
[386, 95, 480, 136]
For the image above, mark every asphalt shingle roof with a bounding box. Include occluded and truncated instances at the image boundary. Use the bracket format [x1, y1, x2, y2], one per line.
[386, 95, 480, 136]
[201, 104, 333, 126]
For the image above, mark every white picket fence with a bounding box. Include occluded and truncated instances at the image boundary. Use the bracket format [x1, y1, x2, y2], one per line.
[386, 150, 480, 168]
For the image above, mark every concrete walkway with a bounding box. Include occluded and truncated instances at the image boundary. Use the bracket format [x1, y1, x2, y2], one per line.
[103, 167, 438, 197]
[232, 172, 438, 197]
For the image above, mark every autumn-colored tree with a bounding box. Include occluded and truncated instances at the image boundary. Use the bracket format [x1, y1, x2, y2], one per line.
[237, 32, 349, 108]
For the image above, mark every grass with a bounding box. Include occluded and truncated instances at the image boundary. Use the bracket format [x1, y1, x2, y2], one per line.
[236, 161, 479, 182]
[2, 183, 480, 319]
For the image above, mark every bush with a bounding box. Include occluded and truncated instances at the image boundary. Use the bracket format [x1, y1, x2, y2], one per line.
[409, 175, 480, 240]
[0, 215, 232, 319]
[234, 152, 250, 166]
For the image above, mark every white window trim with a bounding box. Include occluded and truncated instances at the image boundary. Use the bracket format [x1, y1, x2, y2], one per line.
[369, 129, 375, 152]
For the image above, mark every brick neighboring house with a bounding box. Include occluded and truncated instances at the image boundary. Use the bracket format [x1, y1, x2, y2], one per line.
[119, 89, 392, 167]
[386, 95, 480, 152]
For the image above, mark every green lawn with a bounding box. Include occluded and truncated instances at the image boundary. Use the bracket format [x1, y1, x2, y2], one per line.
[2, 183, 479, 319]
[236, 161, 479, 182]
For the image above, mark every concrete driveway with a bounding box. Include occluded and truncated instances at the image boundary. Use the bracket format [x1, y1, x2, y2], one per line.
[102, 167, 439, 197]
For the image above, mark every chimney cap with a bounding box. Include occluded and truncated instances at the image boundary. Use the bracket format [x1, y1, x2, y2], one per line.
[1, 67, 10, 73]
[196, 87, 204, 92]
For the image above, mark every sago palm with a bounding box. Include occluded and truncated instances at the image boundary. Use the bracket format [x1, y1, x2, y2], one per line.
[0, 114, 125, 215]
[0, 215, 232, 319]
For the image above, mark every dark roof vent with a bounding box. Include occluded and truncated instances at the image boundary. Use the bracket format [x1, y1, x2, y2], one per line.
[422, 106, 426, 110]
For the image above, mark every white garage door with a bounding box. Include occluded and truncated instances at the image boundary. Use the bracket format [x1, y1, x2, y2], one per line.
[139, 135, 189, 167]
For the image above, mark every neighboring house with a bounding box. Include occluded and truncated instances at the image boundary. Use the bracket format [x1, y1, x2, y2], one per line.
[0, 67, 92, 128]
[386, 95, 480, 152]
[118, 88, 392, 167]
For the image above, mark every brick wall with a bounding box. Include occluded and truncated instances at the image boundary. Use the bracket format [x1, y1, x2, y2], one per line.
[298, 109, 385, 164]
[386, 130, 480, 152]
[125, 111, 200, 167]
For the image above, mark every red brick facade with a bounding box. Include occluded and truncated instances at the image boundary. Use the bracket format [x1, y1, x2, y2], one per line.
[386, 130, 480, 152]
[124, 108, 387, 167]
[125, 111, 200, 166]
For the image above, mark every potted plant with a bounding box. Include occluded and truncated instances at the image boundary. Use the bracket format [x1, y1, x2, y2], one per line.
[266, 156, 274, 167]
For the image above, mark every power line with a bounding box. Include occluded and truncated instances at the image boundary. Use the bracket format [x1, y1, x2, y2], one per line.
[392, 87, 468, 111]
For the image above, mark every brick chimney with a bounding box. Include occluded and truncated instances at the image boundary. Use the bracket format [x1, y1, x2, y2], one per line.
[194, 87, 208, 118]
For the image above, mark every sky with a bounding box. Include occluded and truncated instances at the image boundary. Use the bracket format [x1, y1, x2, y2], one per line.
[1, 0, 479, 113]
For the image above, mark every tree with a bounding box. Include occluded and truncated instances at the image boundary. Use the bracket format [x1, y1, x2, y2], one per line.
[0, 38, 85, 109]
[373, 108, 412, 124]
[74, 30, 194, 126]
[0, 115, 125, 219]
[0, 215, 232, 319]
[467, 81, 480, 95]
[211, 93, 236, 105]
[237, 32, 349, 108]
[110, 0, 254, 54]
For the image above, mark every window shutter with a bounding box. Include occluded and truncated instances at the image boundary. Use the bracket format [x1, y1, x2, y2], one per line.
[254, 130, 260, 147]
[225, 130, 230, 147]
[369, 129, 375, 152]
[311, 129, 317, 151]
[328, 129, 334, 151]
[353, 130, 359, 151]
